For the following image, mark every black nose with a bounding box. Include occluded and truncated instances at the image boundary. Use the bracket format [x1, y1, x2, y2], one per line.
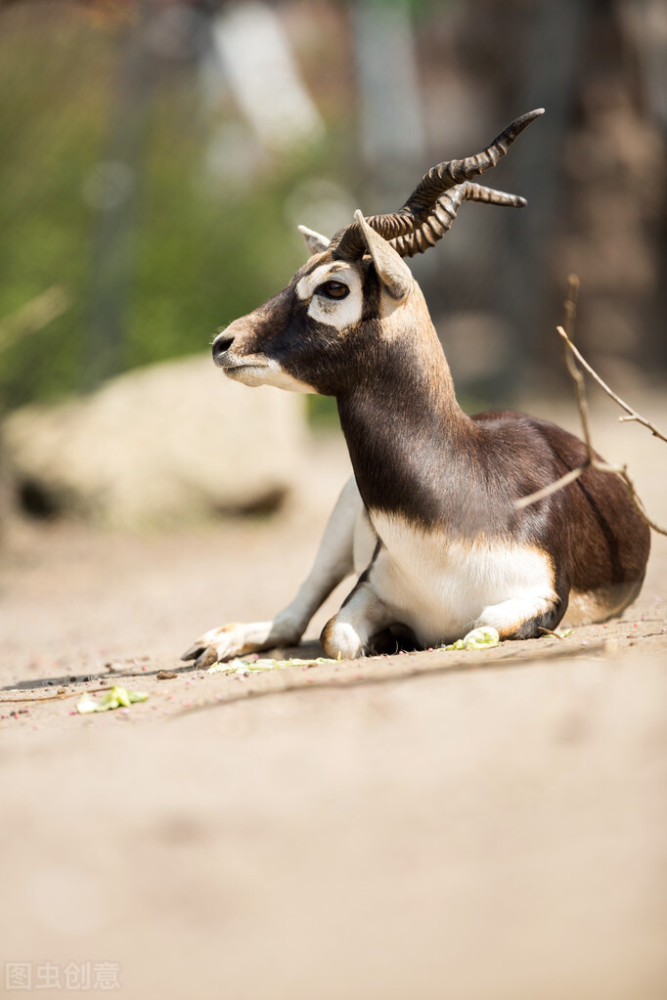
[212, 335, 234, 363]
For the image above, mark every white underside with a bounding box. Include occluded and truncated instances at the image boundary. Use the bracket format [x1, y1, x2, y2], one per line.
[188, 477, 627, 665]
[365, 510, 558, 645]
[225, 358, 316, 393]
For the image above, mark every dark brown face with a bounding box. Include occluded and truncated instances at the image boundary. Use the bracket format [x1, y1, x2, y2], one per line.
[210, 252, 386, 397]
[209, 109, 543, 397]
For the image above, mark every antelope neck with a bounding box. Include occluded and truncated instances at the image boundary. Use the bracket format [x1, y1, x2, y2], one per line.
[336, 339, 477, 526]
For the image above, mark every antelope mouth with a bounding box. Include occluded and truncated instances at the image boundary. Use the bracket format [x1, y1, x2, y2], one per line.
[221, 361, 267, 375]
[220, 360, 271, 387]
[218, 357, 316, 394]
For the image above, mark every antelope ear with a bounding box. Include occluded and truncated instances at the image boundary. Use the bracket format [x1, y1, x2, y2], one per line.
[298, 225, 330, 255]
[354, 210, 413, 301]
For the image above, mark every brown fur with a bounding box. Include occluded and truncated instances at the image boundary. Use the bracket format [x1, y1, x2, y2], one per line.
[211, 247, 650, 639]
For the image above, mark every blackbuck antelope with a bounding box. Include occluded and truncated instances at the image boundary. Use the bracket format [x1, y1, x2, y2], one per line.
[183, 108, 650, 666]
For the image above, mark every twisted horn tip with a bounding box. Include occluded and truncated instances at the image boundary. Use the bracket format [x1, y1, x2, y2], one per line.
[486, 107, 545, 153]
[504, 107, 545, 135]
[514, 108, 545, 125]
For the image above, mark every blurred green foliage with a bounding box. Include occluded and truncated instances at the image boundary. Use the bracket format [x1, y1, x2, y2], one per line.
[0, 5, 345, 413]
[0, 10, 102, 407]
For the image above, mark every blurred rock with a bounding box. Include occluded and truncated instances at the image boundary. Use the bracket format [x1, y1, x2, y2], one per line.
[3, 354, 307, 528]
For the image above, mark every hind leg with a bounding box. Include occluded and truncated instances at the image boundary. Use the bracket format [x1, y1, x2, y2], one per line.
[321, 580, 395, 659]
[564, 580, 644, 627]
[472, 594, 565, 640]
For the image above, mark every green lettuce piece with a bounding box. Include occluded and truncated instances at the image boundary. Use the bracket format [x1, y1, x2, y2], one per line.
[445, 626, 500, 651]
[76, 686, 148, 714]
[75, 692, 100, 714]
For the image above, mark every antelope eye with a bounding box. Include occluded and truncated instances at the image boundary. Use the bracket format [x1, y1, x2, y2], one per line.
[318, 280, 349, 300]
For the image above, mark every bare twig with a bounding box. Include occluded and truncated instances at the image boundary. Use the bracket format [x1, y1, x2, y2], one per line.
[0, 286, 70, 355]
[538, 626, 567, 640]
[515, 465, 587, 509]
[558, 328, 667, 445]
[516, 276, 667, 535]
[0, 685, 113, 705]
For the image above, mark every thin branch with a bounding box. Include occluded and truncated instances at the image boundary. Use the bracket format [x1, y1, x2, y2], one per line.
[0, 685, 113, 705]
[0, 286, 70, 355]
[515, 276, 667, 535]
[612, 464, 667, 536]
[515, 464, 586, 509]
[558, 327, 667, 445]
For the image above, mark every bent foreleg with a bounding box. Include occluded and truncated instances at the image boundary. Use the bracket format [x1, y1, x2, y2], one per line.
[182, 477, 363, 667]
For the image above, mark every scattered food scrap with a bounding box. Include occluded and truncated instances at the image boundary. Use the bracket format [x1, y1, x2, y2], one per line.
[76, 686, 148, 714]
[445, 626, 500, 651]
[207, 657, 336, 674]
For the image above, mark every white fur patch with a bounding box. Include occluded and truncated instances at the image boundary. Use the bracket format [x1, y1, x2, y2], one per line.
[323, 580, 391, 659]
[295, 262, 363, 331]
[281, 476, 360, 630]
[226, 357, 316, 393]
[368, 511, 557, 645]
[298, 224, 330, 254]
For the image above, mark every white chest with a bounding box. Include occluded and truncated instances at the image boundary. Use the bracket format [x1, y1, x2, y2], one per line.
[368, 510, 556, 645]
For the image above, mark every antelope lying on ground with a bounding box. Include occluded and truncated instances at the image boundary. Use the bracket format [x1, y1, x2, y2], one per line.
[183, 109, 650, 666]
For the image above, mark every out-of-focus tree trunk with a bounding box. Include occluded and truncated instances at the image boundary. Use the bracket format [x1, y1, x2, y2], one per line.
[87, 0, 213, 389]
[86, 2, 155, 390]
[351, 0, 425, 178]
[494, 0, 590, 398]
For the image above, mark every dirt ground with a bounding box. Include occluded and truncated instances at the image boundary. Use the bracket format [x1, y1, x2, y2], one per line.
[1, 394, 666, 1000]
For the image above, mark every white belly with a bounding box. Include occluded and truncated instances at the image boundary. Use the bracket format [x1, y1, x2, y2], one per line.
[369, 511, 557, 645]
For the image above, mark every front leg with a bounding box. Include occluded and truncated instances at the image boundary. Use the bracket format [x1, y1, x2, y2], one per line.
[181, 617, 303, 669]
[182, 478, 364, 667]
[320, 577, 394, 660]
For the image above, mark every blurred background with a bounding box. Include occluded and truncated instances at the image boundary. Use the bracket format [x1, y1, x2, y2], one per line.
[2, 11, 666, 997]
[0, 0, 665, 528]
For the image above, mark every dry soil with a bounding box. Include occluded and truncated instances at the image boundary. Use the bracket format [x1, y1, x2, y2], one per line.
[1, 399, 666, 1000]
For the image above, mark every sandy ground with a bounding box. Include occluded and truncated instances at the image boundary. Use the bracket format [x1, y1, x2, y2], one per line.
[0, 394, 666, 999]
